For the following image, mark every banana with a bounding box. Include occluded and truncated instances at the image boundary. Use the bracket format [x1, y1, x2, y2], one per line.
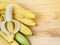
[0, 35, 10, 45]
[0, 19, 33, 36]
[1, 14, 33, 35]
[0, 11, 5, 14]
[0, 11, 36, 26]
[15, 16, 36, 26]
[0, 21, 33, 36]
[0, 3, 24, 18]
[0, 12, 33, 35]
[20, 23, 32, 35]
[15, 32, 30, 45]
[0, 3, 7, 10]
[0, 1, 36, 45]
[0, 0, 36, 19]
[0, 31, 19, 45]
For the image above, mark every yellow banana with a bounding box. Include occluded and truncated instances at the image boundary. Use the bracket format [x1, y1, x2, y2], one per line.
[20, 23, 32, 35]
[15, 16, 36, 26]
[0, 10, 36, 26]
[0, 3, 7, 10]
[0, 31, 19, 45]
[0, 11, 36, 26]
[0, 11, 5, 14]
[0, 0, 36, 19]
[0, 14, 33, 35]
[0, 35, 10, 45]
[0, 0, 36, 45]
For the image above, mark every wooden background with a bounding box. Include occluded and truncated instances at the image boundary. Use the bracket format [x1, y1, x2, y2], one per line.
[14, 0, 60, 45]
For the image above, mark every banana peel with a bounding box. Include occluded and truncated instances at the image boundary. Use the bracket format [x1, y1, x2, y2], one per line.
[0, 31, 19, 45]
[0, 34, 10, 45]
[0, 0, 36, 19]
[15, 32, 30, 45]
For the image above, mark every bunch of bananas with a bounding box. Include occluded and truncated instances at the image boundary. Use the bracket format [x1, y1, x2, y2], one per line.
[0, 0, 36, 45]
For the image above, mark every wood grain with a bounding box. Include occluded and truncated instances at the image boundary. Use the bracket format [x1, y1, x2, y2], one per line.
[14, 0, 60, 45]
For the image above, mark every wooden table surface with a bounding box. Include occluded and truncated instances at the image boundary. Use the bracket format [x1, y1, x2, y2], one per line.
[14, 0, 60, 45]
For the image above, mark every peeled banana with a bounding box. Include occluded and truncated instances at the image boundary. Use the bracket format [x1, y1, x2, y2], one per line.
[0, 0, 36, 19]
[0, 35, 10, 45]
[15, 32, 30, 45]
